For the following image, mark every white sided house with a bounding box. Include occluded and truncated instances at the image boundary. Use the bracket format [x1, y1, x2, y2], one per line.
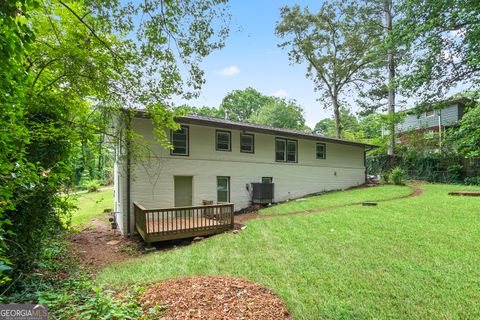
[114, 113, 375, 242]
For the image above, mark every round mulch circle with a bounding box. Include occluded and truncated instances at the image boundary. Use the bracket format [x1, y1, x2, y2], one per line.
[139, 276, 291, 319]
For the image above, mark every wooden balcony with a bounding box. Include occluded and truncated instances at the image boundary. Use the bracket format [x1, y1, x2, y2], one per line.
[134, 202, 235, 243]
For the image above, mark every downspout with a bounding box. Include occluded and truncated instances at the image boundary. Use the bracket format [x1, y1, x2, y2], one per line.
[126, 113, 132, 237]
[364, 149, 367, 183]
[438, 110, 442, 150]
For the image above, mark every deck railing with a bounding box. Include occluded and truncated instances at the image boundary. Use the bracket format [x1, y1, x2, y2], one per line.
[134, 202, 234, 242]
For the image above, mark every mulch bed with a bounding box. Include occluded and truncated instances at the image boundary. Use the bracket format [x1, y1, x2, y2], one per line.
[138, 276, 291, 320]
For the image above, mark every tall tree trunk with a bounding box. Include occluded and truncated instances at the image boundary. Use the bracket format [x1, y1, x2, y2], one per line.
[332, 94, 342, 138]
[385, 0, 395, 160]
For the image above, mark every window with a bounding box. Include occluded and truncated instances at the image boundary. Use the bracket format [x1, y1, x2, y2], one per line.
[316, 143, 326, 159]
[425, 110, 435, 117]
[217, 176, 230, 202]
[262, 177, 273, 184]
[216, 130, 231, 151]
[275, 139, 286, 161]
[171, 125, 189, 156]
[240, 133, 254, 153]
[276, 138, 297, 163]
[287, 140, 297, 162]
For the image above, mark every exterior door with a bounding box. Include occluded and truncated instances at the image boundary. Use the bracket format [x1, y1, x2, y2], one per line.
[174, 176, 193, 207]
[217, 176, 230, 203]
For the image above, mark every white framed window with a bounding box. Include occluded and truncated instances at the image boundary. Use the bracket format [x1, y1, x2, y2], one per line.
[287, 140, 297, 162]
[217, 176, 230, 203]
[316, 143, 326, 159]
[240, 133, 254, 153]
[425, 110, 435, 117]
[275, 138, 286, 161]
[216, 130, 231, 151]
[171, 126, 189, 156]
[276, 138, 297, 162]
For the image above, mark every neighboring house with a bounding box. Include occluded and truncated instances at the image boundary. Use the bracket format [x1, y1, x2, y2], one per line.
[114, 112, 375, 241]
[396, 97, 472, 142]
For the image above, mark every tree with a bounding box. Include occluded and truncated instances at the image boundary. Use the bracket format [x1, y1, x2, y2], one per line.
[314, 118, 336, 136]
[276, 0, 383, 138]
[384, 0, 396, 158]
[396, 0, 480, 97]
[449, 101, 480, 159]
[0, 0, 39, 284]
[1, 0, 230, 285]
[250, 99, 308, 131]
[177, 105, 223, 118]
[314, 108, 359, 137]
[358, 113, 383, 140]
[219, 87, 272, 121]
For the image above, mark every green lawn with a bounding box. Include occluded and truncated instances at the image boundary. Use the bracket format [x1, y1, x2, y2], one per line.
[260, 184, 413, 214]
[97, 184, 480, 319]
[69, 188, 114, 227]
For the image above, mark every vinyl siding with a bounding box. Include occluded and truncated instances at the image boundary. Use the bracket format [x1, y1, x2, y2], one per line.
[397, 103, 461, 132]
[119, 117, 366, 234]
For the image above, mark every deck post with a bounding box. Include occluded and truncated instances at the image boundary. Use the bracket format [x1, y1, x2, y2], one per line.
[230, 204, 235, 228]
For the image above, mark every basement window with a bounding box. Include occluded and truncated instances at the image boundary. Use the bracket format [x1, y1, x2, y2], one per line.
[262, 177, 273, 184]
[171, 125, 189, 156]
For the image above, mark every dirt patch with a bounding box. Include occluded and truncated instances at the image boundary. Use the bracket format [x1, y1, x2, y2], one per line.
[69, 218, 142, 272]
[139, 276, 291, 320]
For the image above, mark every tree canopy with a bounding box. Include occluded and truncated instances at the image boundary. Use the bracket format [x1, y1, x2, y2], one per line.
[250, 99, 308, 131]
[0, 0, 230, 286]
[218, 87, 272, 121]
[276, 0, 383, 138]
[396, 0, 480, 98]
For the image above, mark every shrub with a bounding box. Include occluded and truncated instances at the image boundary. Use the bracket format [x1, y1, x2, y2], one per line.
[381, 171, 390, 184]
[464, 176, 480, 186]
[447, 164, 463, 183]
[85, 180, 101, 192]
[391, 167, 406, 185]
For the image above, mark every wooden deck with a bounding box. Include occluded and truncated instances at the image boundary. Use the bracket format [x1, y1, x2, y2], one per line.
[134, 202, 234, 242]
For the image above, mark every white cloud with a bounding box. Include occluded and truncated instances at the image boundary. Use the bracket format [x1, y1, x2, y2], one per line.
[218, 66, 240, 77]
[273, 89, 288, 98]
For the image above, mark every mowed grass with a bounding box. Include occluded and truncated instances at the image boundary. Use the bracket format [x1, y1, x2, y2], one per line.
[260, 184, 413, 214]
[97, 184, 480, 319]
[69, 188, 114, 226]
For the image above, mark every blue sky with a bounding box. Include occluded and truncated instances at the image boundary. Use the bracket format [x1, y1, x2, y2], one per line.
[173, 0, 329, 128]
[169, 1, 468, 128]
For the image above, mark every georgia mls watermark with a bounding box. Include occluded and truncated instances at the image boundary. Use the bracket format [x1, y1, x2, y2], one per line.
[0, 304, 48, 320]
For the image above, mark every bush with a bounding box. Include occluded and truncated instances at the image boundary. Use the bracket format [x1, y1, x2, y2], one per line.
[464, 176, 480, 186]
[381, 171, 390, 184]
[447, 164, 463, 183]
[3, 233, 165, 319]
[85, 180, 101, 192]
[391, 167, 406, 185]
